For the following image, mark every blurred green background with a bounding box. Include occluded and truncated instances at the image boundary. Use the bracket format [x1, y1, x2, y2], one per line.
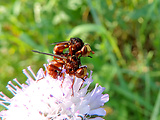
[0, 0, 160, 120]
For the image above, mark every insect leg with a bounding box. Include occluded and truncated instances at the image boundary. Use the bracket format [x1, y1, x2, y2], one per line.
[71, 76, 75, 96]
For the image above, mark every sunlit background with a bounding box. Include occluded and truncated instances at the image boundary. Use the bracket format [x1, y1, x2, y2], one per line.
[0, 0, 160, 120]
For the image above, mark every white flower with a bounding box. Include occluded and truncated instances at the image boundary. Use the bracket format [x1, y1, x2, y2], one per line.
[0, 64, 109, 120]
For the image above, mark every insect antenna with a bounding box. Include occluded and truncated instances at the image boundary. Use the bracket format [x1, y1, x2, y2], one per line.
[32, 50, 66, 59]
[51, 41, 68, 45]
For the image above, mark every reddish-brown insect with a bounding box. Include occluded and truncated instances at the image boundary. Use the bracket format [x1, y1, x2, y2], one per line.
[32, 38, 94, 95]
[52, 37, 95, 57]
[32, 50, 88, 95]
[32, 51, 88, 80]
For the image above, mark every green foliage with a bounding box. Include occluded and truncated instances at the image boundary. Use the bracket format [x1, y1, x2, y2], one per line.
[0, 0, 160, 119]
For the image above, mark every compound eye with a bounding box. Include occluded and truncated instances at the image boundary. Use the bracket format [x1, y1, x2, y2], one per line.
[81, 44, 91, 57]
[86, 44, 92, 52]
[82, 46, 87, 53]
[75, 66, 87, 78]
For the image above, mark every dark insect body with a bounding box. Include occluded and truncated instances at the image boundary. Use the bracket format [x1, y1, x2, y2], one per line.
[32, 38, 94, 95]
[53, 37, 95, 57]
[46, 53, 88, 80]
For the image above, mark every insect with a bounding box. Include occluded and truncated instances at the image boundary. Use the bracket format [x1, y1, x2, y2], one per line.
[32, 38, 94, 95]
[32, 50, 88, 95]
[52, 37, 95, 57]
[32, 50, 89, 79]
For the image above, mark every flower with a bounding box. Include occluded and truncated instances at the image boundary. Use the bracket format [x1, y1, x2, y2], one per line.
[0, 64, 109, 120]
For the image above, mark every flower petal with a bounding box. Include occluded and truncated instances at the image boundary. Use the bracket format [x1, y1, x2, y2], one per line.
[88, 108, 106, 116]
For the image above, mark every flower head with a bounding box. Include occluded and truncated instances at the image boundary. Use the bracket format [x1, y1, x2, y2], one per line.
[0, 64, 109, 120]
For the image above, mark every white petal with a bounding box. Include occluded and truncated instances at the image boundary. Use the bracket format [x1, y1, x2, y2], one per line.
[0, 66, 109, 120]
[88, 108, 106, 116]
[89, 117, 105, 120]
[101, 94, 109, 103]
[36, 68, 45, 80]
